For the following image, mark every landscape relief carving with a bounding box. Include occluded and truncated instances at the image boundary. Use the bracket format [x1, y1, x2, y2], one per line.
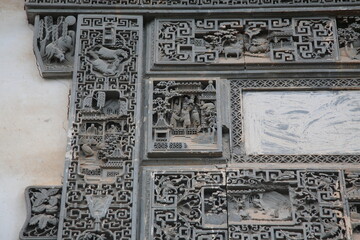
[230, 78, 360, 163]
[20, 1, 360, 239]
[149, 79, 222, 156]
[151, 17, 338, 70]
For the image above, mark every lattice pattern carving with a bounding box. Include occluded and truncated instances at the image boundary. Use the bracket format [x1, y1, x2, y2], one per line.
[142, 168, 353, 239]
[58, 15, 142, 239]
[150, 18, 337, 69]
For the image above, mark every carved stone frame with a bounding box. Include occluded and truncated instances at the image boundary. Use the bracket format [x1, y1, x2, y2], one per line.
[146, 77, 223, 158]
[230, 78, 360, 163]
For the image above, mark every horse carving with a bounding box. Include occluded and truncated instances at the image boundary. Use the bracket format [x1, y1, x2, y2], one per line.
[87, 45, 130, 76]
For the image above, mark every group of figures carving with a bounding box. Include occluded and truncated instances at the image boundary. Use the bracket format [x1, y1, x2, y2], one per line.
[143, 168, 360, 239]
[151, 80, 219, 152]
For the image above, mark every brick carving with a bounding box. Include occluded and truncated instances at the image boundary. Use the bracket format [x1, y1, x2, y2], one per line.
[149, 79, 222, 156]
[57, 15, 142, 239]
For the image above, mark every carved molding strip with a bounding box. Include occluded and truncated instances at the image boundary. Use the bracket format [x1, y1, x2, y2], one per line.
[25, 0, 360, 8]
[58, 15, 142, 239]
[230, 78, 360, 163]
[19, 186, 62, 240]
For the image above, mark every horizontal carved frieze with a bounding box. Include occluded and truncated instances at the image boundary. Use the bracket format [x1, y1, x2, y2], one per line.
[141, 167, 360, 240]
[149, 17, 341, 69]
[25, 0, 360, 8]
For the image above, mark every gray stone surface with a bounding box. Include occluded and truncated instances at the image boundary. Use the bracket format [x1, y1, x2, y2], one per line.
[13, 1, 360, 240]
[0, 1, 70, 239]
[243, 91, 360, 155]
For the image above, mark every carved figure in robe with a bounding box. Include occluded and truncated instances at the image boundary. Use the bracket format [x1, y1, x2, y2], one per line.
[107, 124, 118, 133]
[181, 107, 191, 128]
[170, 110, 181, 127]
[87, 124, 98, 135]
[191, 108, 200, 127]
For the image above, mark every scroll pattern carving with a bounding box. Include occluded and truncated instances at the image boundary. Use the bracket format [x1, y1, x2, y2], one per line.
[143, 168, 351, 239]
[230, 78, 360, 163]
[59, 15, 142, 239]
[20, 186, 62, 240]
[145, 170, 228, 240]
[152, 18, 337, 67]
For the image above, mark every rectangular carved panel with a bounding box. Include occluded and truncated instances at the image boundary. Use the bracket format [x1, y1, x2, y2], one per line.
[148, 78, 223, 157]
[58, 15, 142, 240]
[230, 78, 360, 163]
[242, 91, 360, 155]
[141, 168, 350, 239]
[149, 18, 338, 71]
[141, 168, 228, 240]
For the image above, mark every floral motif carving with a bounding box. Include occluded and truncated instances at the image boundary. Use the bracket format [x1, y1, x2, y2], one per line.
[20, 187, 62, 240]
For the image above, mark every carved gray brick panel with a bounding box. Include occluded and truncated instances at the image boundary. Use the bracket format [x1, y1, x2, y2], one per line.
[148, 78, 223, 157]
[33, 15, 76, 78]
[141, 168, 228, 240]
[20, 186, 62, 240]
[148, 17, 338, 71]
[58, 15, 142, 240]
[344, 171, 360, 238]
[141, 168, 353, 240]
[230, 78, 360, 163]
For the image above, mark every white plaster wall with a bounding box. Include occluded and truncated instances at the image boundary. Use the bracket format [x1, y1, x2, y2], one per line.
[0, 1, 71, 239]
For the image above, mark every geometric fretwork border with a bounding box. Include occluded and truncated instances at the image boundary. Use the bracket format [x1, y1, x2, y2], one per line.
[141, 167, 355, 240]
[230, 78, 360, 163]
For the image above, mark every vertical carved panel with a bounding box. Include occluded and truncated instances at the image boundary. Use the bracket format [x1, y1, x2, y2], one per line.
[59, 15, 142, 240]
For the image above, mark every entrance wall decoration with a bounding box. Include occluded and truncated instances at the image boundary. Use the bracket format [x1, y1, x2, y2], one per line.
[21, 1, 360, 240]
